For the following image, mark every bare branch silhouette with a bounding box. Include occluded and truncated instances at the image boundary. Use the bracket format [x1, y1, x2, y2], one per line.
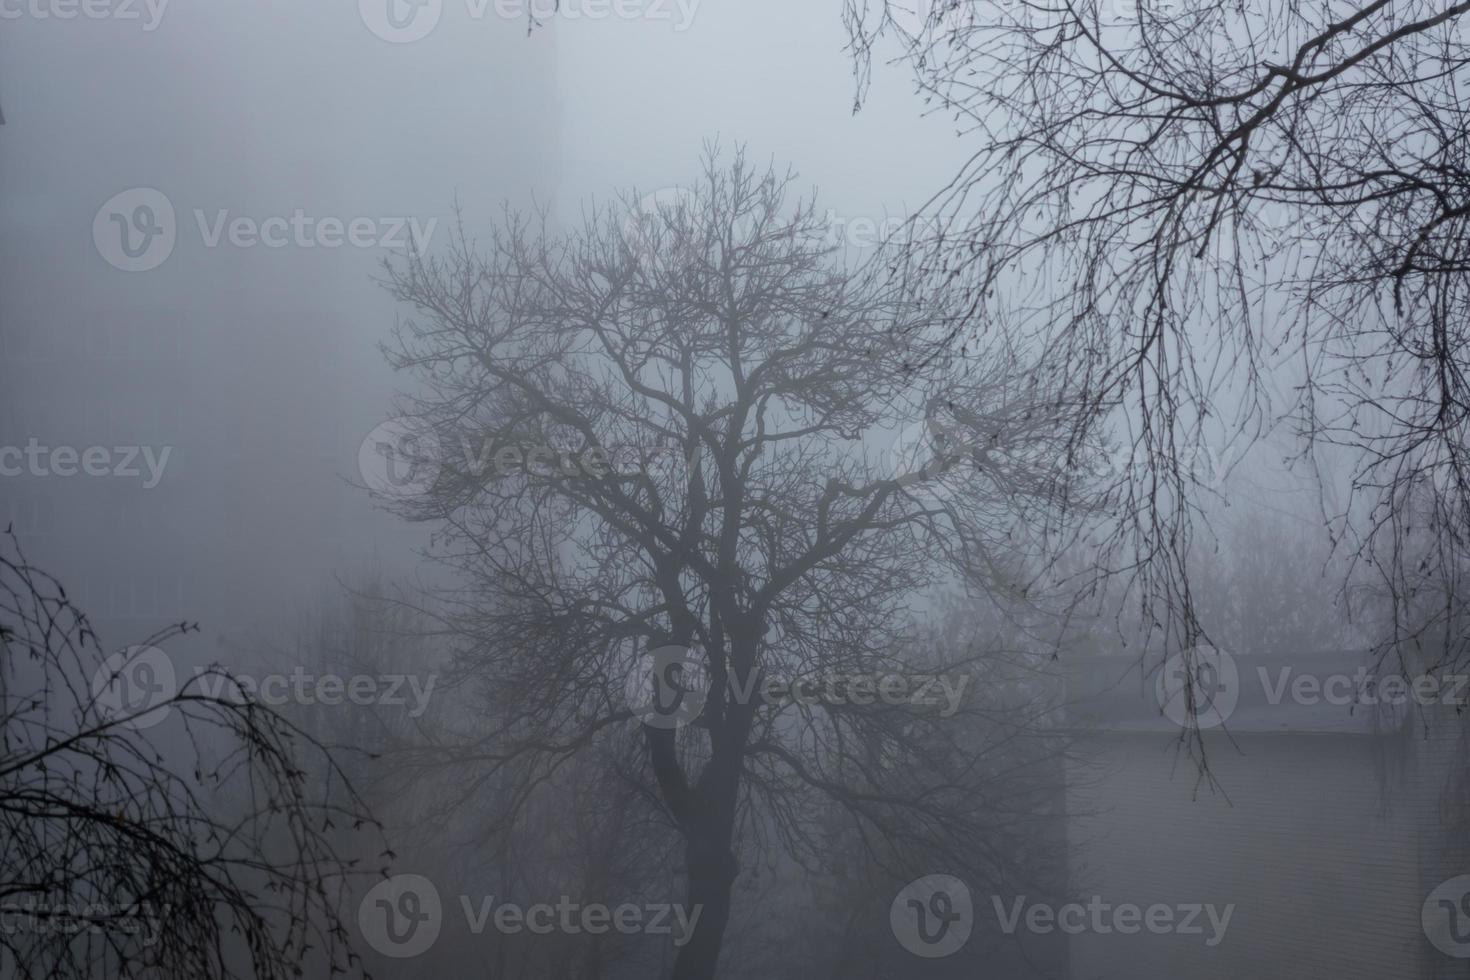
[0, 529, 388, 979]
[844, 0, 1470, 751]
[368, 145, 1076, 979]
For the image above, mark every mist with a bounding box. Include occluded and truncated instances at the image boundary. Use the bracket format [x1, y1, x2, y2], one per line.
[4, 3, 1470, 978]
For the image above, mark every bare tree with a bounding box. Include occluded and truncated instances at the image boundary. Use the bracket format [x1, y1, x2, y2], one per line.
[370, 147, 1074, 978]
[0, 529, 386, 979]
[843, 0, 1470, 725]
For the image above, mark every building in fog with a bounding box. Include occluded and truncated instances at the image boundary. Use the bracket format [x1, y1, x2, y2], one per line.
[1064, 648, 1469, 980]
[0, 15, 559, 656]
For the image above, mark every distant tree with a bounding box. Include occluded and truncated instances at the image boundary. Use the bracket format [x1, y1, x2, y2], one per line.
[1183, 501, 1362, 658]
[0, 530, 385, 980]
[1347, 476, 1470, 691]
[370, 146, 1075, 978]
[844, 0, 1470, 719]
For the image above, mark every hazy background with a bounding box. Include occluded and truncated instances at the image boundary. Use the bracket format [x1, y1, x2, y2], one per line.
[0, 0, 964, 660]
[7, 7, 1470, 979]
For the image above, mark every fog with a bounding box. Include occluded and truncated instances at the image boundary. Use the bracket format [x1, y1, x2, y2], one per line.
[4, 3, 1469, 978]
[1, 0, 968, 631]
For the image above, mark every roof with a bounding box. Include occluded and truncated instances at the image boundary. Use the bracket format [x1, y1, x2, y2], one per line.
[1060, 649, 1433, 735]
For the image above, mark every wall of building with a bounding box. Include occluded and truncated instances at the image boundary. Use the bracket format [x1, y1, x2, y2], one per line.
[0, 11, 560, 657]
[1066, 722, 1464, 979]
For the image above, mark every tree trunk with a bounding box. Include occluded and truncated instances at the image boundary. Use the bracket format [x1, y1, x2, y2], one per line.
[660, 629, 758, 980]
[671, 832, 739, 980]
